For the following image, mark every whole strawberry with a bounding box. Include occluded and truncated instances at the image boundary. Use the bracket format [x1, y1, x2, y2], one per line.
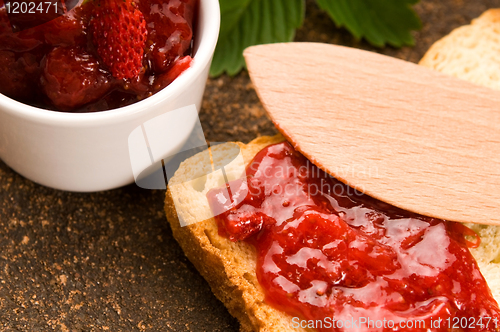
[90, 0, 147, 79]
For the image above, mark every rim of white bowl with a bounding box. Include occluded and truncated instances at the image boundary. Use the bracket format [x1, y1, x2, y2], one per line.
[0, 0, 220, 127]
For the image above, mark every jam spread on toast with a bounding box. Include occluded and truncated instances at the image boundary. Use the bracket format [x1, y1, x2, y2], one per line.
[207, 141, 500, 332]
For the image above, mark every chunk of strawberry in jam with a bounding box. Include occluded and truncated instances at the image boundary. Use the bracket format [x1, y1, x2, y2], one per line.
[0, 0, 46, 52]
[140, 0, 195, 73]
[41, 47, 112, 110]
[40, 8, 88, 47]
[0, 0, 10, 32]
[207, 142, 500, 332]
[153, 55, 192, 90]
[0, 51, 40, 100]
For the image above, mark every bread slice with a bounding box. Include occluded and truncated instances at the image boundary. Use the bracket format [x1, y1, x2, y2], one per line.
[165, 134, 500, 332]
[419, 9, 500, 90]
[165, 10, 500, 330]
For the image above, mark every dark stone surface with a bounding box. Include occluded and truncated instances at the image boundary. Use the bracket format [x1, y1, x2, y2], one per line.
[1, 0, 499, 331]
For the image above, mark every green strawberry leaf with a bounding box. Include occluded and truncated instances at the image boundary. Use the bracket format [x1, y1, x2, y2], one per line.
[315, 0, 421, 47]
[210, 0, 305, 77]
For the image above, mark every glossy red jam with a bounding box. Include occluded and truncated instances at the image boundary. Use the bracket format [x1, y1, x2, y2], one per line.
[0, 0, 196, 112]
[207, 142, 500, 332]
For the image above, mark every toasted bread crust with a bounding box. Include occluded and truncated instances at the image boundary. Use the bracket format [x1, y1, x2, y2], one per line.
[165, 134, 313, 332]
[164, 204, 256, 332]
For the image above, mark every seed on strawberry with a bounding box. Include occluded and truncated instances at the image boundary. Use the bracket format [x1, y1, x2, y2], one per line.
[90, 0, 147, 79]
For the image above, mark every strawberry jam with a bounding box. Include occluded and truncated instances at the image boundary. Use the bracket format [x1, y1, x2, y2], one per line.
[207, 142, 500, 332]
[0, 0, 196, 112]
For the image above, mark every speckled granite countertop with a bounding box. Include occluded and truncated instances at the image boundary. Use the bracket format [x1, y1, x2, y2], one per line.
[1, 0, 499, 330]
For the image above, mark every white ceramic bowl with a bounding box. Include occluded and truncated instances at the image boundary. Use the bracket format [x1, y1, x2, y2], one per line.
[0, 0, 220, 192]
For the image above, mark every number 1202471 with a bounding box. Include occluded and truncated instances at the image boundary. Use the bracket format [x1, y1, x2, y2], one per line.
[5, 1, 57, 14]
[445, 316, 499, 330]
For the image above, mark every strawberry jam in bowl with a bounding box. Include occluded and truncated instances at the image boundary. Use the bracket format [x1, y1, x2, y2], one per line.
[0, 0, 219, 191]
[207, 141, 500, 332]
[0, 0, 197, 112]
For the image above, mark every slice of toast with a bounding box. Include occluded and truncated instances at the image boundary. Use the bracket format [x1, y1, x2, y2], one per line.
[419, 9, 500, 90]
[165, 134, 500, 332]
[165, 9, 500, 331]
